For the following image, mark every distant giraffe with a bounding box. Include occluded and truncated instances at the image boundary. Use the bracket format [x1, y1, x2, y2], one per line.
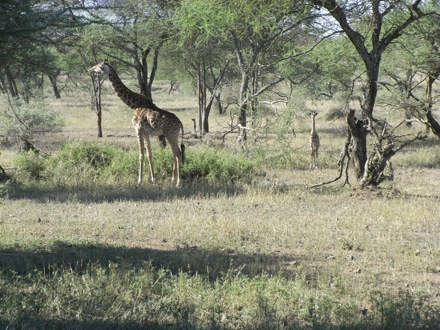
[309, 111, 320, 169]
[89, 60, 185, 186]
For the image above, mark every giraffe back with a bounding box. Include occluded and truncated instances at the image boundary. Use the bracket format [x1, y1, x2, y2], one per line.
[133, 107, 183, 138]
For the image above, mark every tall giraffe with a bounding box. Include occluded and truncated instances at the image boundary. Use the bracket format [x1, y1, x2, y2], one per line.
[89, 59, 166, 147]
[88, 60, 185, 186]
[309, 111, 320, 169]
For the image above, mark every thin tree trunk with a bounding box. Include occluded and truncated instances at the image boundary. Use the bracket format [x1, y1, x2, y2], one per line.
[49, 75, 61, 99]
[425, 73, 440, 138]
[215, 94, 223, 115]
[0, 72, 7, 94]
[90, 73, 103, 138]
[96, 107, 103, 138]
[138, 48, 151, 99]
[197, 64, 206, 135]
[5, 68, 18, 99]
[203, 98, 213, 133]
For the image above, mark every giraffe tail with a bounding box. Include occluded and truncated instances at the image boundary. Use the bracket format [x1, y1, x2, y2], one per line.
[180, 125, 185, 164]
[181, 144, 186, 164]
[158, 135, 167, 148]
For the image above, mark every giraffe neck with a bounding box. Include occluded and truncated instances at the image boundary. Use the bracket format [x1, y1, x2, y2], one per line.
[311, 116, 316, 133]
[107, 66, 153, 109]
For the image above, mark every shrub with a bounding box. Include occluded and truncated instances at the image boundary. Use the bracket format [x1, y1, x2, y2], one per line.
[13, 151, 47, 181]
[12, 142, 261, 185]
[44, 142, 134, 184]
[0, 98, 63, 148]
[183, 147, 260, 184]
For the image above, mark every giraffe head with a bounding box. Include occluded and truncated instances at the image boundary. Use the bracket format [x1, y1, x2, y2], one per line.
[88, 60, 112, 76]
[309, 110, 318, 118]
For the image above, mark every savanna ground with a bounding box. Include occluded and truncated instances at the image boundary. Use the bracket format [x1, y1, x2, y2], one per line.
[0, 78, 439, 329]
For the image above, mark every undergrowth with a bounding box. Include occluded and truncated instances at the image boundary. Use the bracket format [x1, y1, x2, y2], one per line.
[12, 142, 261, 186]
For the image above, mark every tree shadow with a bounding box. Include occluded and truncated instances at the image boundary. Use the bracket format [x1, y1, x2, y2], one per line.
[0, 241, 304, 329]
[1, 242, 438, 329]
[0, 240, 299, 282]
[6, 181, 246, 203]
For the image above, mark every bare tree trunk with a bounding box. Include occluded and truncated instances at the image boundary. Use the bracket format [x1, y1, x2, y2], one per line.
[0, 72, 7, 94]
[215, 94, 224, 115]
[238, 69, 250, 141]
[96, 107, 103, 138]
[136, 42, 166, 146]
[89, 73, 104, 138]
[346, 110, 368, 180]
[425, 73, 440, 138]
[137, 48, 151, 99]
[136, 37, 165, 101]
[49, 74, 61, 99]
[197, 63, 206, 135]
[5, 68, 19, 99]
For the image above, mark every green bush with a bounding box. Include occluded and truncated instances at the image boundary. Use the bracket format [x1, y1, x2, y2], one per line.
[13, 151, 46, 181]
[183, 147, 259, 184]
[12, 142, 261, 185]
[45, 142, 127, 182]
[1, 98, 63, 148]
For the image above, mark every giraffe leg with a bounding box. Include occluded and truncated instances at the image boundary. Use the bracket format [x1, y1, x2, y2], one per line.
[315, 152, 319, 169]
[310, 149, 318, 169]
[169, 139, 182, 186]
[145, 135, 155, 183]
[137, 130, 145, 185]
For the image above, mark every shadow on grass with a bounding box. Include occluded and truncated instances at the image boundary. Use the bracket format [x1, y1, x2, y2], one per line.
[0, 318, 306, 330]
[6, 181, 246, 203]
[0, 242, 304, 329]
[0, 240, 298, 281]
[0, 318, 183, 330]
[1, 242, 438, 329]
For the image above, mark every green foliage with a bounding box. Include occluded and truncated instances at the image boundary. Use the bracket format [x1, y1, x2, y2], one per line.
[54, 142, 137, 184]
[306, 37, 361, 99]
[174, 0, 307, 45]
[13, 151, 46, 181]
[0, 99, 64, 147]
[183, 147, 259, 184]
[12, 142, 260, 185]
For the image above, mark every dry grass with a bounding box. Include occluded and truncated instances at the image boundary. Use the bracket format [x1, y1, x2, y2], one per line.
[1, 79, 439, 329]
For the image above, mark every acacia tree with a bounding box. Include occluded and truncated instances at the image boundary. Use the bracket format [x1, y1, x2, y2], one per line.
[388, 11, 440, 138]
[0, 0, 99, 150]
[172, 6, 233, 136]
[86, 0, 175, 101]
[0, 0, 100, 99]
[312, 0, 435, 186]
[175, 0, 313, 141]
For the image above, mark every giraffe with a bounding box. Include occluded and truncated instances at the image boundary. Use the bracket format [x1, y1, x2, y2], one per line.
[88, 60, 185, 186]
[309, 111, 320, 169]
[88, 59, 166, 147]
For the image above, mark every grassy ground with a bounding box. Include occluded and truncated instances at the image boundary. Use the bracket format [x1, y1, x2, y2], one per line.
[0, 79, 439, 329]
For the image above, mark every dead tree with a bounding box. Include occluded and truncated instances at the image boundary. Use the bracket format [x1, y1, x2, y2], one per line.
[310, 111, 426, 189]
[360, 119, 426, 187]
